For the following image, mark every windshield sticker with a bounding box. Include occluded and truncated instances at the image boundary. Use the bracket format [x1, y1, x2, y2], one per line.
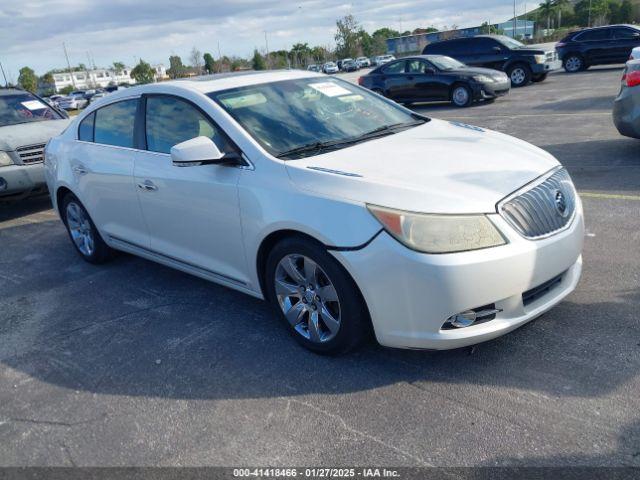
[21, 100, 47, 111]
[219, 92, 267, 109]
[309, 82, 351, 97]
[337, 94, 364, 103]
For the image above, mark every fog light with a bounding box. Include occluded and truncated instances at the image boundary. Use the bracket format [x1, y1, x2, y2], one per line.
[442, 305, 503, 330]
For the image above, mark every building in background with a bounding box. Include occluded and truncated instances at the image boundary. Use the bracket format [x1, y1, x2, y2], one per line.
[52, 64, 167, 92]
[386, 19, 536, 55]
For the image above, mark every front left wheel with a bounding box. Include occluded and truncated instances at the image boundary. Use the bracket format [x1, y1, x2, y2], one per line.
[451, 84, 473, 107]
[62, 193, 113, 264]
[265, 237, 370, 355]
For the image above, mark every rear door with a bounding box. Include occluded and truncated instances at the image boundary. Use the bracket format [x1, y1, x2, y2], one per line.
[611, 27, 640, 62]
[472, 38, 510, 70]
[379, 60, 408, 99]
[404, 59, 448, 101]
[132, 94, 249, 286]
[72, 97, 150, 248]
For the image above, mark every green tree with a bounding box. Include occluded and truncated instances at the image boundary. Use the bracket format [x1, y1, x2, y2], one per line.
[553, 0, 571, 28]
[112, 62, 125, 75]
[168, 55, 186, 79]
[539, 0, 556, 30]
[290, 42, 311, 67]
[18, 67, 37, 92]
[130, 59, 155, 84]
[335, 14, 360, 59]
[59, 85, 74, 95]
[371, 27, 400, 55]
[203, 53, 216, 74]
[252, 49, 266, 70]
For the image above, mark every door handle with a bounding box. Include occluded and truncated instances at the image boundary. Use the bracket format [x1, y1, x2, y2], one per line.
[72, 165, 88, 175]
[137, 180, 158, 192]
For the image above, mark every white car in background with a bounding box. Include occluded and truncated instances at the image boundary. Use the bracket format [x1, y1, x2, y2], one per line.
[631, 46, 640, 60]
[374, 54, 396, 66]
[356, 56, 371, 68]
[322, 62, 339, 74]
[45, 71, 584, 354]
[57, 92, 88, 110]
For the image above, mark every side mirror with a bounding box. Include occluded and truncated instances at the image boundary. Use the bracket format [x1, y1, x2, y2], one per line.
[493, 46, 502, 52]
[171, 136, 230, 167]
[424, 67, 436, 74]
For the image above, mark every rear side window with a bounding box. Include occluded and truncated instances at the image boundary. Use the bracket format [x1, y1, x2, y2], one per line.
[612, 27, 640, 39]
[145, 95, 230, 154]
[382, 61, 406, 74]
[78, 112, 95, 142]
[468, 38, 499, 54]
[576, 29, 611, 41]
[94, 99, 138, 148]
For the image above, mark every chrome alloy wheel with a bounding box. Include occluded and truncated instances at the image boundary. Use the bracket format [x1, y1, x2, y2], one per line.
[452, 86, 470, 106]
[565, 56, 582, 72]
[510, 67, 526, 85]
[66, 202, 95, 257]
[275, 254, 341, 343]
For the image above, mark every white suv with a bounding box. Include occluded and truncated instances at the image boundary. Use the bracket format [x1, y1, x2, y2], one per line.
[45, 71, 584, 354]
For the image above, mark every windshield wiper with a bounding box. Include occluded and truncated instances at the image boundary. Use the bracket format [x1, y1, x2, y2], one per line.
[276, 120, 427, 159]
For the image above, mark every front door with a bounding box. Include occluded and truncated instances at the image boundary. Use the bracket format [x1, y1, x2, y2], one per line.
[133, 94, 249, 286]
[404, 59, 448, 101]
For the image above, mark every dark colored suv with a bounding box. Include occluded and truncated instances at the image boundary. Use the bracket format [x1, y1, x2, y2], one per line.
[556, 25, 640, 73]
[422, 35, 561, 87]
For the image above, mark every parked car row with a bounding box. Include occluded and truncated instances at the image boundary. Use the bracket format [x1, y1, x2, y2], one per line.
[44, 85, 125, 111]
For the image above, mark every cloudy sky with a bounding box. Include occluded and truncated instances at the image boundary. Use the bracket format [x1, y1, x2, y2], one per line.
[1, 0, 521, 80]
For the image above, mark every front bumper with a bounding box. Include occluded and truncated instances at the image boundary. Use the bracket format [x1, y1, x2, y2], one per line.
[0, 163, 47, 197]
[613, 88, 640, 139]
[332, 204, 584, 350]
[475, 80, 511, 99]
[532, 60, 562, 74]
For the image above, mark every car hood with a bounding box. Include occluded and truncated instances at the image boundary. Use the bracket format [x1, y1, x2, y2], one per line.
[0, 119, 71, 152]
[448, 66, 509, 78]
[285, 119, 559, 214]
[512, 46, 548, 54]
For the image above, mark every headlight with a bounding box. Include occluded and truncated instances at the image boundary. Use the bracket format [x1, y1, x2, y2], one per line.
[473, 74, 494, 83]
[534, 54, 546, 64]
[0, 151, 13, 167]
[367, 205, 507, 254]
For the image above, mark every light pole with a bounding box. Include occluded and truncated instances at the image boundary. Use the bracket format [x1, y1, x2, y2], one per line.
[513, 0, 517, 39]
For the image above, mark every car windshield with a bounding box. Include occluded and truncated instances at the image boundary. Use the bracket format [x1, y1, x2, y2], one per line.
[0, 93, 62, 127]
[495, 35, 525, 49]
[209, 77, 426, 159]
[428, 56, 465, 70]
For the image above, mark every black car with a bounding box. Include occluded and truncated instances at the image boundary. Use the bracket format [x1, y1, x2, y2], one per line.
[556, 25, 640, 73]
[422, 35, 561, 87]
[358, 55, 511, 107]
[342, 59, 359, 72]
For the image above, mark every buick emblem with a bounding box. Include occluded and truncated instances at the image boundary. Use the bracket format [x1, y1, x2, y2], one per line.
[554, 190, 568, 217]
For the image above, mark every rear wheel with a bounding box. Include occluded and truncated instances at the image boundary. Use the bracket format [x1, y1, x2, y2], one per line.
[532, 73, 548, 83]
[265, 237, 370, 355]
[564, 54, 585, 73]
[508, 64, 532, 87]
[62, 193, 113, 264]
[451, 84, 472, 107]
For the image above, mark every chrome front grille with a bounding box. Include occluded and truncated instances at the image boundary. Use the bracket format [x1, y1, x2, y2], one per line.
[546, 51, 558, 62]
[16, 143, 46, 165]
[499, 168, 576, 239]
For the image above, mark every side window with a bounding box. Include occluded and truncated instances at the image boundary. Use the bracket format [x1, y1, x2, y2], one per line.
[94, 99, 138, 148]
[78, 112, 95, 142]
[469, 38, 496, 54]
[407, 60, 428, 73]
[613, 28, 639, 40]
[577, 29, 611, 41]
[145, 95, 230, 154]
[382, 61, 406, 74]
[447, 39, 468, 55]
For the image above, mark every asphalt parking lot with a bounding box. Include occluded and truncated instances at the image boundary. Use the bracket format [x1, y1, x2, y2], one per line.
[1, 66, 639, 467]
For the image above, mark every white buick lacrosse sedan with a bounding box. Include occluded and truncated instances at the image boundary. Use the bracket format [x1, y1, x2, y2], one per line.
[44, 70, 583, 354]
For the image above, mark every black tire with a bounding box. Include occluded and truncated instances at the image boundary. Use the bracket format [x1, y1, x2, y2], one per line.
[507, 63, 532, 87]
[450, 83, 473, 107]
[264, 236, 370, 355]
[563, 54, 585, 73]
[532, 73, 548, 83]
[61, 193, 113, 264]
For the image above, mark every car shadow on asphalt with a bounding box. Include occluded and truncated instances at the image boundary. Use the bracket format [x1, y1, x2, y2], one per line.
[1, 214, 639, 403]
[0, 195, 52, 223]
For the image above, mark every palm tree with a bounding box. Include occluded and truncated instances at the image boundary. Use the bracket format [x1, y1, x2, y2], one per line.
[539, 0, 556, 31]
[553, 0, 570, 28]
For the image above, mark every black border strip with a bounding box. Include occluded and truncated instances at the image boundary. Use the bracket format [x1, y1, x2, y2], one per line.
[326, 229, 384, 252]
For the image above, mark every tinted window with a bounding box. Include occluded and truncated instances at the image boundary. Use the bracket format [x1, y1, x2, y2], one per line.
[382, 61, 406, 74]
[612, 27, 639, 39]
[94, 99, 138, 148]
[443, 39, 469, 55]
[145, 96, 229, 154]
[468, 38, 500, 54]
[78, 112, 95, 142]
[407, 60, 430, 73]
[576, 29, 611, 41]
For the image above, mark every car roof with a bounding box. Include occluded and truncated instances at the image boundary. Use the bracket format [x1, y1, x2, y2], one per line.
[94, 70, 325, 102]
[0, 87, 32, 97]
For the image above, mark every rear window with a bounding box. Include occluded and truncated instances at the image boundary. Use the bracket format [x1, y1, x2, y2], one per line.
[93, 99, 138, 148]
[78, 112, 95, 142]
[0, 93, 62, 127]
